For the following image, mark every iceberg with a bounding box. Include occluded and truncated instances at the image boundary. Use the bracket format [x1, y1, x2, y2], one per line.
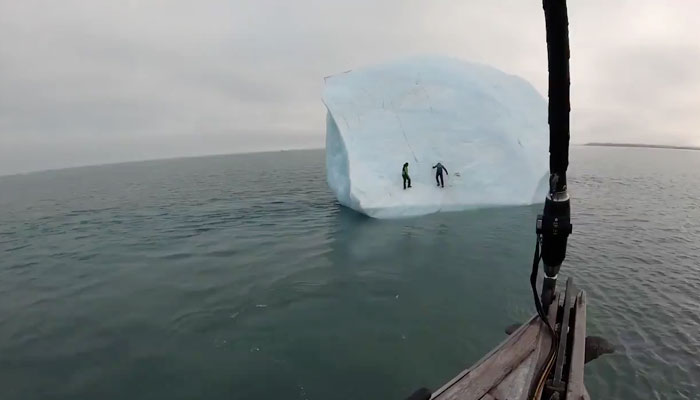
[323, 56, 549, 219]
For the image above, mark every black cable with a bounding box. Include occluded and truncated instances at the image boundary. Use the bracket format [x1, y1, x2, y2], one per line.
[529, 236, 558, 399]
[530, 237, 550, 328]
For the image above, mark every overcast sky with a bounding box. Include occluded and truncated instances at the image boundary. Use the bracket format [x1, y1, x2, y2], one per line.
[1, 0, 699, 174]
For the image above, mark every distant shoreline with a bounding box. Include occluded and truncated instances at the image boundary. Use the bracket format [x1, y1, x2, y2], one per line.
[584, 143, 700, 151]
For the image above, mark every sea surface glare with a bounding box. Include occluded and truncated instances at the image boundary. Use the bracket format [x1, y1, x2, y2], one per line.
[0, 146, 698, 399]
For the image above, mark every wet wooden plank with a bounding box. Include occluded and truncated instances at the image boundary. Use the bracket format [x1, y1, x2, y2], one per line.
[566, 291, 587, 400]
[431, 319, 540, 400]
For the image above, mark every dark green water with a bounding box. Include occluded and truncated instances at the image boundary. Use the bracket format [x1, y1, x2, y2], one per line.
[0, 147, 698, 400]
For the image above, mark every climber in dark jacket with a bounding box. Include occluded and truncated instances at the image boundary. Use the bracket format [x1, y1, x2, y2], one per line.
[402, 162, 412, 190]
[432, 162, 448, 188]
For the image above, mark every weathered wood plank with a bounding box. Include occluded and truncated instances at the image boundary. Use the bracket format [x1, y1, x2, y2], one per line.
[431, 318, 540, 400]
[431, 287, 589, 400]
[566, 291, 587, 400]
[488, 349, 536, 399]
[431, 316, 537, 399]
[432, 291, 569, 400]
[514, 293, 559, 400]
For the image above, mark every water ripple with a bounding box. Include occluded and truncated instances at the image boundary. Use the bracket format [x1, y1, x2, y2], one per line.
[0, 148, 698, 399]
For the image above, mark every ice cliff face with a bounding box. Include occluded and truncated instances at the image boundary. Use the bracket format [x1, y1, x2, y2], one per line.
[323, 56, 549, 218]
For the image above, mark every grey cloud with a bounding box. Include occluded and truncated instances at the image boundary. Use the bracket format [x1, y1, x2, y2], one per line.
[1, 0, 699, 175]
[573, 44, 700, 143]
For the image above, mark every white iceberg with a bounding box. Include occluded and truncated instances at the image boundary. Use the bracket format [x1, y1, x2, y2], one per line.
[323, 56, 549, 219]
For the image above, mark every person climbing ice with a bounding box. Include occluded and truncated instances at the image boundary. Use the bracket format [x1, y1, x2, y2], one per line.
[402, 162, 412, 190]
[432, 162, 448, 188]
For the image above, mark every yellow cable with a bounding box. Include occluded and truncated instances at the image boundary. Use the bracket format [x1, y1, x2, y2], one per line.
[532, 336, 558, 400]
[534, 352, 556, 398]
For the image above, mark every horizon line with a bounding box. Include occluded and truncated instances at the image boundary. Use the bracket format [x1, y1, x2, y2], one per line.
[0, 146, 325, 178]
[583, 142, 700, 150]
[3, 141, 697, 178]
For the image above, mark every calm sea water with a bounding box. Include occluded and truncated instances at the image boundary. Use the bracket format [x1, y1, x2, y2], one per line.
[0, 147, 698, 400]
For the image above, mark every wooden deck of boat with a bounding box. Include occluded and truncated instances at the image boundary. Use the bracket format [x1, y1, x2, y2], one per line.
[430, 287, 589, 400]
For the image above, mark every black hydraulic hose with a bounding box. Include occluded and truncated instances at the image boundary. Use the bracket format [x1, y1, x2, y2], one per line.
[538, 0, 573, 311]
[543, 0, 571, 186]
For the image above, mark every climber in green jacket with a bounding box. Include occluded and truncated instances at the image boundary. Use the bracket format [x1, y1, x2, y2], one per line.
[402, 162, 412, 190]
